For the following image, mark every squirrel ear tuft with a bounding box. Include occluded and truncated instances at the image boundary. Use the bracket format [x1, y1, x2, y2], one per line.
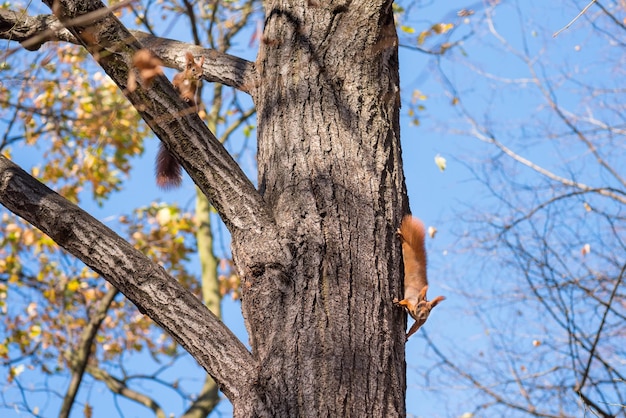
[429, 295, 445, 308]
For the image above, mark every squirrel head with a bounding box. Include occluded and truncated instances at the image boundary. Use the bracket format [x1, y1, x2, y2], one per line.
[184, 52, 205, 80]
[408, 285, 445, 329]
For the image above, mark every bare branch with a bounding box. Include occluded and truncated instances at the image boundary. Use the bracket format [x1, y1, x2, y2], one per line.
[553, 0, 597, 38]
[575, 262, 626, 392]
[86, 365, 167, 418]
[464, 121, 626, 206]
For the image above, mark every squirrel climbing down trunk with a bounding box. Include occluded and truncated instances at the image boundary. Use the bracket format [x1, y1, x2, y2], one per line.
[394, 215, 445, 340]
[155, 52, 205, 189]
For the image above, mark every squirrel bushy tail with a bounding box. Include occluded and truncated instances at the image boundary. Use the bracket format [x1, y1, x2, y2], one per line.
[398, 215, 428, 291]
[156, 143, 183, 189]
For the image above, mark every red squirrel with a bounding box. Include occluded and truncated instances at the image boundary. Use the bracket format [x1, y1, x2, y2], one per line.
[393, 215, 445, 340]
[155, 52, 205, 189]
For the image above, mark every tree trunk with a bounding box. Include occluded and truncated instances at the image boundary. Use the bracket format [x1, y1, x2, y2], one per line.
[234, 0, 408, 415]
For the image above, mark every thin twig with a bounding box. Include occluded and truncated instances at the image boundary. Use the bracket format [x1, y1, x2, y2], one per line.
[553, 0, 597, 38]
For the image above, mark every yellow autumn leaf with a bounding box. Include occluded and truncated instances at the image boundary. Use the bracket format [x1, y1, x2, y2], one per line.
[432, 22, 454, 34]
[412, 90, 427, 102]
[29, 325, 42, 339]
[0, 343, 8, 358]
[83, 153, 96, 169]
[417, 29, 430, 45]
[11, 364, 25, 378]
[67, 279, 81, 292]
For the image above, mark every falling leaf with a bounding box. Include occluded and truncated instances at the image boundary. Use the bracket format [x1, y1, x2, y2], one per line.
[532, 339, 541, 347]
[132, 49, 163, 87]
[581, 243, 591, 256]
[427, 226, 437, 238]
[435, 154, 447, 172]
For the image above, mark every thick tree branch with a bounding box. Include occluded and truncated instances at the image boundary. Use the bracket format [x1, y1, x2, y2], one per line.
[0, 8, 258, 93]
[0, 9, 77, 49]
[133, 32, 258, 93]
[0, 156, 256, 401]
[36, 0, 290, 272]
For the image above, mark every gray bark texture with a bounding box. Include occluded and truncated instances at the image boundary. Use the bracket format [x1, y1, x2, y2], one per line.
[0, 0, 409, 416]
[244, 0, 408, 415]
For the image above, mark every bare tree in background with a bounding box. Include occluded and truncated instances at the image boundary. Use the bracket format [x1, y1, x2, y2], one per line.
[405, 1, 625, 416]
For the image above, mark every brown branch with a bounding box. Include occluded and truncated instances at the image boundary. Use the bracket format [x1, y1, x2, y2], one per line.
[133, 32, 257, 94]
[60, 286, 119, 418]
[0, 8, 90, 50]
[181, 377, 220, 418]
[0, 8, 258, 93]
[575, 390, 614, 418]
[86, 365, 166, 418]
[0, 156, 257, 401]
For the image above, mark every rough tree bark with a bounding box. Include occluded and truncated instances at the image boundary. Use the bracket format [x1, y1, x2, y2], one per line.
[0, 0, 408, 416]
[246, 0, 407, 415]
